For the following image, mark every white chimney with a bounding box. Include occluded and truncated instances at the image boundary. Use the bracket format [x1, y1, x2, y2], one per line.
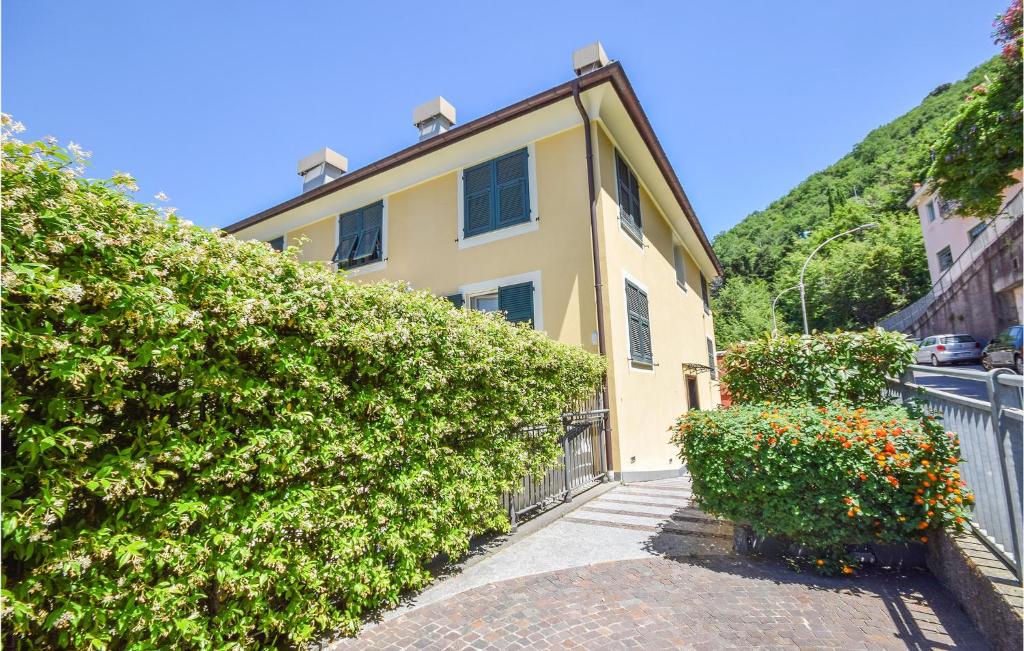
[413, 96, 456, 141]
[298, 148, 348, 192]
[572, 41, 609, 76]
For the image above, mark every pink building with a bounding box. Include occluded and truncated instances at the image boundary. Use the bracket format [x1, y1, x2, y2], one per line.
[907, 176, 1023, 285]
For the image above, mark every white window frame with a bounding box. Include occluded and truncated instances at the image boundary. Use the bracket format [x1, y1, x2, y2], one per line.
[621, 269, 654, 374]
[455, 143, 540, 250]
[336, 197, 389, 276]
[455, 270, 543, 331]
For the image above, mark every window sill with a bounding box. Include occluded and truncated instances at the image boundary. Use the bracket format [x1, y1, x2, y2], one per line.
[619, 219, 644, 247]
[341, 259, 387, 276]
[676, 280, 688, 292]
[629, 358, 655, 372]
[459, 218, 538, 250]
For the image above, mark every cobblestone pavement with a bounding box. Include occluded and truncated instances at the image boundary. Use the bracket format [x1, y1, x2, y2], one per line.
[327, 478, 986, 649]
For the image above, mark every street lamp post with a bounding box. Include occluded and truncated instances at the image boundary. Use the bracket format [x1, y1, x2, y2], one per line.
[799, 223, 878, 334]
[771, 285, 800, 334]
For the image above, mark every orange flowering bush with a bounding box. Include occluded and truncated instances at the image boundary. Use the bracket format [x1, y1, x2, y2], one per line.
[672, 403, 972, 571]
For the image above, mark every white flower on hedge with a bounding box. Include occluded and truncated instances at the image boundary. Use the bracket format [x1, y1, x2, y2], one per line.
[154, 191, 170, 202]
[59, 284, 84, 303]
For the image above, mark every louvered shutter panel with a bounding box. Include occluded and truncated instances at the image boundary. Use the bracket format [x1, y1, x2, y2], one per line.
[673, 246, 686, 285]
[463, 162, 493, 236]
[616, 155, 631, 222]
[352, 202, 383, 261]
[700, 273, 710, 311]
[498, 281, 534, 325]
[334, 210, 362, 267]
[268, 236, 284, 252]
[495, 149, 529, 226]
[625, 281, 652, 364]
[707, 338, 717, 380]
[445, 293, 464, 308]
[628, 172, 642, 229]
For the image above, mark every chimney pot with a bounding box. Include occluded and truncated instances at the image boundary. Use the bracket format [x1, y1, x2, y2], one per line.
[572, 41, 609, 76]
[298, 148, 348, 192]
[413, 96, 456, 141]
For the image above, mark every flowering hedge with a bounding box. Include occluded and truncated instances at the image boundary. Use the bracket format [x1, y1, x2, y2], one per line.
[672, 403, 972, 573]
[721, 330, 915, 406]
[0, 119, 604, 648]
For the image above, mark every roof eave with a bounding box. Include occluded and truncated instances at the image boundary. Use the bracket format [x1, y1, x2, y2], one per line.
[223, 62, 723, 276]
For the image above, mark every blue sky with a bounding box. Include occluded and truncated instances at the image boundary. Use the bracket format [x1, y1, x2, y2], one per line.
[2, 1, 1008, 237]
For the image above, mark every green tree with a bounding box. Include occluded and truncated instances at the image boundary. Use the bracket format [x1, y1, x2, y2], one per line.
[928, 1, 1023, 217]
[711, 277, 779, 347]
[774, 204, 931, 331]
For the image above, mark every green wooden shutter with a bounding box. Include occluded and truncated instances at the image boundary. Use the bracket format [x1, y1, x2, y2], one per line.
[707, 338, 717, 380]
[352, 202, 383, 261]
[463, 162, 494, 236]
[445, 293, 464, 308]
[625, 281, 652, 364]
[495, 149, 529, 227]
[498, 281, 534, 325]
[700, 273, 710, 312]
[615, 152, 642, 237]
[334, 210, 362, 267]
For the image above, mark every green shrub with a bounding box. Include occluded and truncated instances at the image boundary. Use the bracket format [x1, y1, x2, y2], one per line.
[0, 119, 604, 648]
[672, 403, 972, 572]
[722, 330, 915, 406]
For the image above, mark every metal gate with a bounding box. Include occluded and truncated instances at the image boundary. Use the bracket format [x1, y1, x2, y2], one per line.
[501, 394, 608, 531]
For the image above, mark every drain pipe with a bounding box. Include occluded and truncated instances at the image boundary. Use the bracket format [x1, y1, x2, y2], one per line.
[572, 81, 613, 475]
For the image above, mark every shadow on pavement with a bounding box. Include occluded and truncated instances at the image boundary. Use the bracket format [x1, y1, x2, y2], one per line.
[643, 507, 987, 651]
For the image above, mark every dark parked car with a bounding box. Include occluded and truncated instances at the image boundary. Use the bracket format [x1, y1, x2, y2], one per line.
[982, 325, 1023, 374]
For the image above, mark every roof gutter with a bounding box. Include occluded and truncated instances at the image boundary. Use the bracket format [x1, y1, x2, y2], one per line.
[572, 80, 613, 474]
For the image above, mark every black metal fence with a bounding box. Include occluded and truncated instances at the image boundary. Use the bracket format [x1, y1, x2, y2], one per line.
[501, 392, 608, 531]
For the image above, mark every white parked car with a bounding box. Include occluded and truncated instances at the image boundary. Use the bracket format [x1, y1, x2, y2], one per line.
[915, 334, 983, 366]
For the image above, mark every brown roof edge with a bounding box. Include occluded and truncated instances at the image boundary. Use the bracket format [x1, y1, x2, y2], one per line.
[223, 62, 723, 276]
[605, 67, 724, 276]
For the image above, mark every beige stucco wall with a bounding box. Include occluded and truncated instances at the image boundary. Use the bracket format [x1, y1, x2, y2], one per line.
[286, 215, 336, 265]
[592, 125, 719, 478]
[283, 126, 600, 352]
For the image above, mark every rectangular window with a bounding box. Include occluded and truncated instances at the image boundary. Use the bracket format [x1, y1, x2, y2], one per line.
[685, 375, 700, 411]
[463, 148, 530, 238]
[462, 282, 535, 326]
[707, 338, 717, 380]
[925, 201, 937, 222]
[673, 245, 687, 289]
[937, 245, 954, 271]
[625, 280, 653, 366]
[615, 152, 642, 243]
[267, 236, 284, 252]
[700, 272, 710, 313]
[334, 201, 383, 270]
[968, 222, 987, 243]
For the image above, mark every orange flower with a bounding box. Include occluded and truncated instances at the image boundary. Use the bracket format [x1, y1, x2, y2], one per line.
[920, 536, 928, 543]
[816, 559, 825, 566]
[918, 522, 929, 530]
[791, 438, 799, 445]
[841, 566, 854, 575]
[847, 509, 856, 517]
[858, 473, 868, 481]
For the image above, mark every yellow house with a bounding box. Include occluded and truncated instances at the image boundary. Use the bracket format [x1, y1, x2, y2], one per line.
[224, 43, 723, 482]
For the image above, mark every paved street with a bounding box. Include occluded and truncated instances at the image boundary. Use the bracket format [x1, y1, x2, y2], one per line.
[912, 364, 989, 401]
[327, 478, 985, 649]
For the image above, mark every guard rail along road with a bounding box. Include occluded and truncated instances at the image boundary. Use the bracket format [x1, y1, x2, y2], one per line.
[886, 365, 1023, 580]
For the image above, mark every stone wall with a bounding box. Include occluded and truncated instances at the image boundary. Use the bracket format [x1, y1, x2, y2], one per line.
[927, 528, 1023, 651]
